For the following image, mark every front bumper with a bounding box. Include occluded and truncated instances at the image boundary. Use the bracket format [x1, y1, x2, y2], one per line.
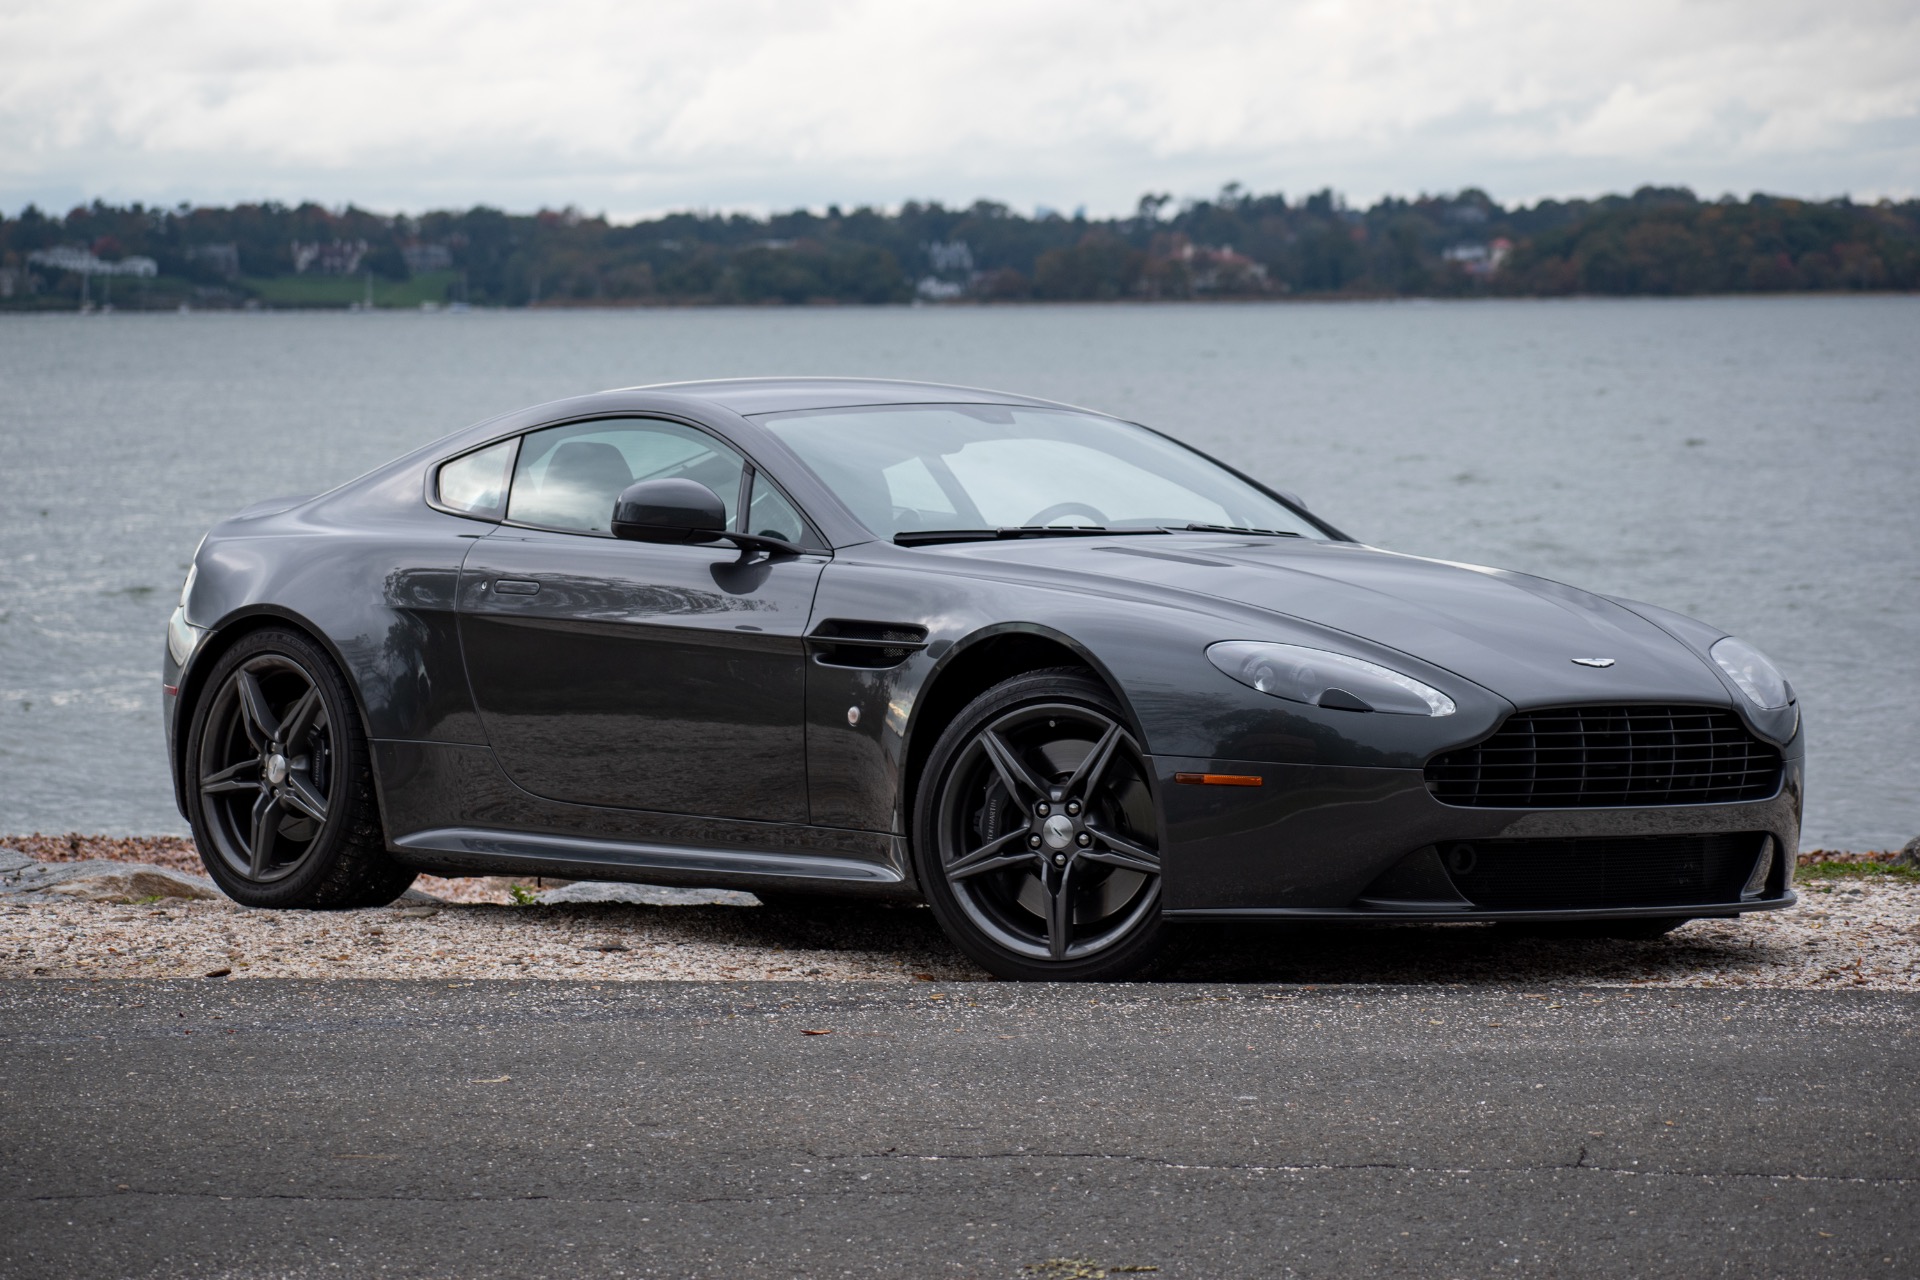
[161, 606, 209, 819]
[1154, 754, 1803, 920]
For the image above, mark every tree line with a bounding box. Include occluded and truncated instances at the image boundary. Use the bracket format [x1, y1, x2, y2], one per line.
[2, 184, 1914, 309]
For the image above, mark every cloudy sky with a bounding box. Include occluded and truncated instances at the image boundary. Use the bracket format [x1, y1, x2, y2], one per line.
[4, 0, 1916, 218]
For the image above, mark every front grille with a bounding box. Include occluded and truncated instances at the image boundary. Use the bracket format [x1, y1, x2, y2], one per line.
[1425, 705, 1781, 808]
[1442, 833, 1766, 910]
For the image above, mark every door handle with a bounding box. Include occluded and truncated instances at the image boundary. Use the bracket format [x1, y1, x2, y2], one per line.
[493, 579, 541, 596]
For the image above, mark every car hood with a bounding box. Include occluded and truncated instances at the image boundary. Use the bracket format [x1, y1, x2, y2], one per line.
[938, 535, 1734, 709]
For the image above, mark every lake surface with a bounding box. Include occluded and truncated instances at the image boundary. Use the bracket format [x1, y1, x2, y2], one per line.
[2, 298, 1915, 848]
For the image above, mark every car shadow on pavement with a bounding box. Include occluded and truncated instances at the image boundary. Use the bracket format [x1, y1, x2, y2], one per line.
[1156, 918, 1786, 986]
[567, 897, 1798, 987]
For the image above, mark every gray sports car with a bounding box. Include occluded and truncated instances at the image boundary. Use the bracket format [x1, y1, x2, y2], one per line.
[163, 378, 1802, 979]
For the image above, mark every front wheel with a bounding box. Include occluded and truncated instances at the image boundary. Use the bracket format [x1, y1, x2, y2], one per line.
[183, 627, 416, 909]
[913, 669, 1165, 981]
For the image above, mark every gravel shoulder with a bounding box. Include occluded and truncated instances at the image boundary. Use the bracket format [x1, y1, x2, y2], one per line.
[3, 836, 1915, 986]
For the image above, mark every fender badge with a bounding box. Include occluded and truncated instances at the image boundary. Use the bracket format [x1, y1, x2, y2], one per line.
[1571, 657, 1616, 668]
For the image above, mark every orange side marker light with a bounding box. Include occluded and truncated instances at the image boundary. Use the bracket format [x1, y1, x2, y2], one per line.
[1174, 772, 1264, 787]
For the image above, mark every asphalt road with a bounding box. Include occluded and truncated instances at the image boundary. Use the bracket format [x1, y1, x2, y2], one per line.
[3, 980, 1915, 1278]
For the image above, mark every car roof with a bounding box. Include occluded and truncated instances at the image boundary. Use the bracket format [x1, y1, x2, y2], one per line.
[610, 376, 1084, 417]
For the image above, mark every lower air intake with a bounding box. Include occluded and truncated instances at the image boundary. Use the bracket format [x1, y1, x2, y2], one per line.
[1441, 833, 1767, 911]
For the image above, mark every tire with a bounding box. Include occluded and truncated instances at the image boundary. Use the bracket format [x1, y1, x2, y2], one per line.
[183, 627, 416, 909]
[912, 668, 1164, 981]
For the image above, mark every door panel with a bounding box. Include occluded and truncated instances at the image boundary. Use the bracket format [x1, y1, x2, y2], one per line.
[458, 528, 825, 822]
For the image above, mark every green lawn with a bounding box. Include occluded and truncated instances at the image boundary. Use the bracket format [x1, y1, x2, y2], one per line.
[1798, 859, 1920, 884]
[241, 271, 461, 308]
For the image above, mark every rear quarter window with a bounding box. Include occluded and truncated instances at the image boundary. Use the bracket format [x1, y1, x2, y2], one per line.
[435, 440, 517, 518]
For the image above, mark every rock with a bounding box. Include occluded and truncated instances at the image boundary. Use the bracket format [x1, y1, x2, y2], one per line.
[49, 865, 224, 903]
[0, 848, 36, 874]
[1895, 836, 1920, 869]
[0, 858, 222, 903]
[531, 881, 759, 907]
[398, 887, 448, 905]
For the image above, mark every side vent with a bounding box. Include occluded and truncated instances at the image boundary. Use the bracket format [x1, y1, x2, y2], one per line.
[807, 619, 930, 670]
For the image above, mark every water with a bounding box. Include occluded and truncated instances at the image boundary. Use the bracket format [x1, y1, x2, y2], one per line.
[2, 298, 1915, 848]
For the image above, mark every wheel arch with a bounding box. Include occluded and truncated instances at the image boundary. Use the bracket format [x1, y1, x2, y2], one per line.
[899, 623, 1146, 840]
[171, 605, 388, 831]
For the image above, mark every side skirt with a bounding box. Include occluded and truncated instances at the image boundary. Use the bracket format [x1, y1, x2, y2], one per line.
[392, 826, 914, 899]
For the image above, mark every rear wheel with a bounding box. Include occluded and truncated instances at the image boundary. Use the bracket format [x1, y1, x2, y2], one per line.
[913, 669, 1164, 981]
[184, 627, 415, 909]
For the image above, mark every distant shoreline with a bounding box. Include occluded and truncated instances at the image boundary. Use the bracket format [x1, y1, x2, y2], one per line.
[3, 290, 1916, 317]
[7, 187, 1916, 311]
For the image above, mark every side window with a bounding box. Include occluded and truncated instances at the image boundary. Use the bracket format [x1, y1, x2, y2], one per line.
[506, 419, 744, 534]
[435, 439, 516, 518]
[746, 470, 816, 546]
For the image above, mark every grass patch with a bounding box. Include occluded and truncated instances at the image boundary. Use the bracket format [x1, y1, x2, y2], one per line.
[241, 271, 460, 308]
[1798, 860, 1920, 883]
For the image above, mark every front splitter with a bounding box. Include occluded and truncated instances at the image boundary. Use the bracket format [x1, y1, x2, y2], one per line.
[1165, 891, 1796, 923]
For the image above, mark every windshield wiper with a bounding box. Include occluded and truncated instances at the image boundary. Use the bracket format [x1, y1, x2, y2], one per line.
[894, 527, 1170, 547]
[1166, 523, 1303, 538]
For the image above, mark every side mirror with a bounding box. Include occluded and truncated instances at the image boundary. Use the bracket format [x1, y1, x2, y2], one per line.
[611, 479, 727, 544]
[1276, 489, 1308, 511]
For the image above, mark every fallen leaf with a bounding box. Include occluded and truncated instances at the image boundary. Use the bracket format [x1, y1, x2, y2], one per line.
[801, 1029, 834, 1036]
[203, 967, 231, 979]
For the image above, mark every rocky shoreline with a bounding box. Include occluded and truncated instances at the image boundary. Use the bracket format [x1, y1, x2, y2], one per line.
[0, 832, 531, 904]
[2, 834, 1915, 987]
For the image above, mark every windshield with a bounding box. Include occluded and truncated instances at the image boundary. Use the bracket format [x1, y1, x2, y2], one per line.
[757, 404, 1323, 540]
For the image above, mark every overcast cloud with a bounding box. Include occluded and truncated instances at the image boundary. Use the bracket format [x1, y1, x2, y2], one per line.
[3, 0, 1916, 217]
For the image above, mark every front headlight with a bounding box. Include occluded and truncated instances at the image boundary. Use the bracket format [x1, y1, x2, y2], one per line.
[1710, 636, 1792, 710]
[178, 562, 198, 610]
[1206, 640, 1456, 716]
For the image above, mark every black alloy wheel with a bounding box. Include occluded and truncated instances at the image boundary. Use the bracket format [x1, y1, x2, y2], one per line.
[184, 628, 415, 909]
[915, 669, 1165, 981]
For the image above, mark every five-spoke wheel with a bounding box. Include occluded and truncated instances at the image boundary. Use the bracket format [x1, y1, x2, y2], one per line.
[916, 669, 1164, 980]
[184, 628, 415, 909]
[196, 653, 334, 883]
